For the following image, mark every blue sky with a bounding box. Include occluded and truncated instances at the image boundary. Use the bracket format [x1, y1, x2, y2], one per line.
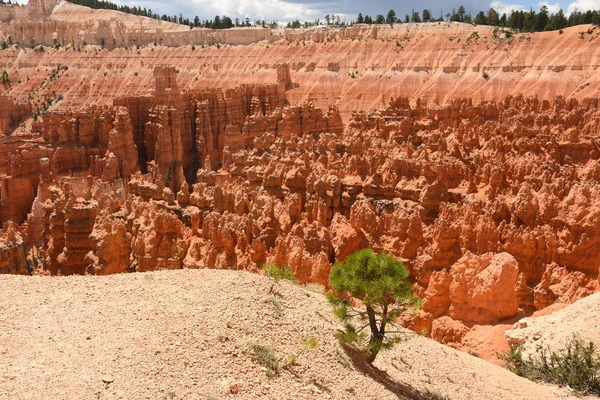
[18, 0, 600, 22]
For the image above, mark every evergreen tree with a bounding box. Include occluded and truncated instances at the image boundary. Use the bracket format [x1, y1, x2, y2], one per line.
[212, 15, 222, 29]
[535, 5, 550, 31]
[487, 7, 499, 26]
[457, 5, 466, 22]
[422, 9, 431, 22]
[328, 249, 421, 363]
[473, 11, 487, 25]
[386, 9, 397, 25]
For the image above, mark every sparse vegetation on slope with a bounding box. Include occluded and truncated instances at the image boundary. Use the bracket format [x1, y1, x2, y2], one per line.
[0, 269, 581, 399]
[500, 335, 600, 395]
[263, 263, 298, 294]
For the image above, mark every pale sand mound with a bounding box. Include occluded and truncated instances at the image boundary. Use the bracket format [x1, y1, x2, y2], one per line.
[506, 292, 600, 358]
[0, 270, 577, 399]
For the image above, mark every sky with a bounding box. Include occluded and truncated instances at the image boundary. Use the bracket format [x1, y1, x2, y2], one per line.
[15, 0, 600, 22]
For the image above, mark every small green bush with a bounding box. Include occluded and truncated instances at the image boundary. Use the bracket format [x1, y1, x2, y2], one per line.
[251, 337, 318, 377]
[500, 335, 600, 395]
[285, 337, 318, 366]
[251, 344, 279, 376]
[263, 264, 298, 293]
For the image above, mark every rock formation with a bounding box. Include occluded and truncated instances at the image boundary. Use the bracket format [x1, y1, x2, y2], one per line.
[0, 221, 26, 274]
[2, 0, 600, 355]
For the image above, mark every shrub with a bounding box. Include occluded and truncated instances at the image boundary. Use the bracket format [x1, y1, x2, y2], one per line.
[251, 337, 318, 377]
[500, 335, 600, 395]
[263, 263, 298, 293]
[328, 249, 421, 363]
[251, 344, 279, 376]
[482, 72, 489, 79]
[284, 337, 318, 367]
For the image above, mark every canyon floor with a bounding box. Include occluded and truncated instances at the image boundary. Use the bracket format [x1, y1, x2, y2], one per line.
[0, 269, 583, 400]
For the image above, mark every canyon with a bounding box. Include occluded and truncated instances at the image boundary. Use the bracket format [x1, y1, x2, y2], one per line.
[1, 0, 600, 362]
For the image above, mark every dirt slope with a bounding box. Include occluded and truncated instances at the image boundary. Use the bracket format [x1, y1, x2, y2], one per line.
[0, 270, 578, 400]
[505, 291, 600, 357]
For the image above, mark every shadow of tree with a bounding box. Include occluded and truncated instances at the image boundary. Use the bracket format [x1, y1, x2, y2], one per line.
[341, 344, 432, 400]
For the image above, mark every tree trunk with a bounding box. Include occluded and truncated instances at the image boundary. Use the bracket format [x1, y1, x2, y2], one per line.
[366, 306, 384, 363]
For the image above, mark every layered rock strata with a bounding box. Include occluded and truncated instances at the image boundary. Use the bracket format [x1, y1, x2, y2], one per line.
[0, 5, 599, 351]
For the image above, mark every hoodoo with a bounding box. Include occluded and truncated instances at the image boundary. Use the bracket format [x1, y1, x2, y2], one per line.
[1, 0, 600, 397]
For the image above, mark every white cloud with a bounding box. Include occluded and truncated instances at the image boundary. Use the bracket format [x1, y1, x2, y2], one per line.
[567, 0, 600, 14]
[184, 0, 330, 21]
[539, 1, 562, 13]
[490, 1, 526, 15]
[17, 0, 342, 22]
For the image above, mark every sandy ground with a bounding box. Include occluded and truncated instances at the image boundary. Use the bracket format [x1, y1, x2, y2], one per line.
[0, 270, 582, 399]
[506, 291, 600, 358]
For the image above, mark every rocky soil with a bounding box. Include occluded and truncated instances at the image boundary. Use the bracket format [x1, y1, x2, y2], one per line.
[505, 291, 600, 358]
[0, 269, 581, 400]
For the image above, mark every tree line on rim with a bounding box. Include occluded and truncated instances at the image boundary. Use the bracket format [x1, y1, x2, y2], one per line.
[364, 5, 600, 31]
[61, 0, 600, 32]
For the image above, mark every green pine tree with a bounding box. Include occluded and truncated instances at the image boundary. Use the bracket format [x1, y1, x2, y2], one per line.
[327, 249, 421, 363]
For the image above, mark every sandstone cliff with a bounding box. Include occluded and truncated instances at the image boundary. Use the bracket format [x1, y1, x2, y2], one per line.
[0, 221, 26, 274]
[1, 2, 600, 355]
[0, 2, 599, 120]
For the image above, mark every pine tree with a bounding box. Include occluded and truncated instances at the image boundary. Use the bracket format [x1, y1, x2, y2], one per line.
[386, 9, 397, 25]
[422, 9, 431, 22]
[327, 249, 421, 363]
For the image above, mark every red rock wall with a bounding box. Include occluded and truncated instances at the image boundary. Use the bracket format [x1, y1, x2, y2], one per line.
[0, 221, 26, 274]
[0, 48, 599, 353]
[0, 96, 31, 135]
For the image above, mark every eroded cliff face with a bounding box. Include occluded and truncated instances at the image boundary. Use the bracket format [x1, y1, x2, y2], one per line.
[1, 1, 600, 353]
[4, 64, 599, 345]
[0, 2, 600, 123]
[0, 0, 276, 49]
[0, 221, 26, 274]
